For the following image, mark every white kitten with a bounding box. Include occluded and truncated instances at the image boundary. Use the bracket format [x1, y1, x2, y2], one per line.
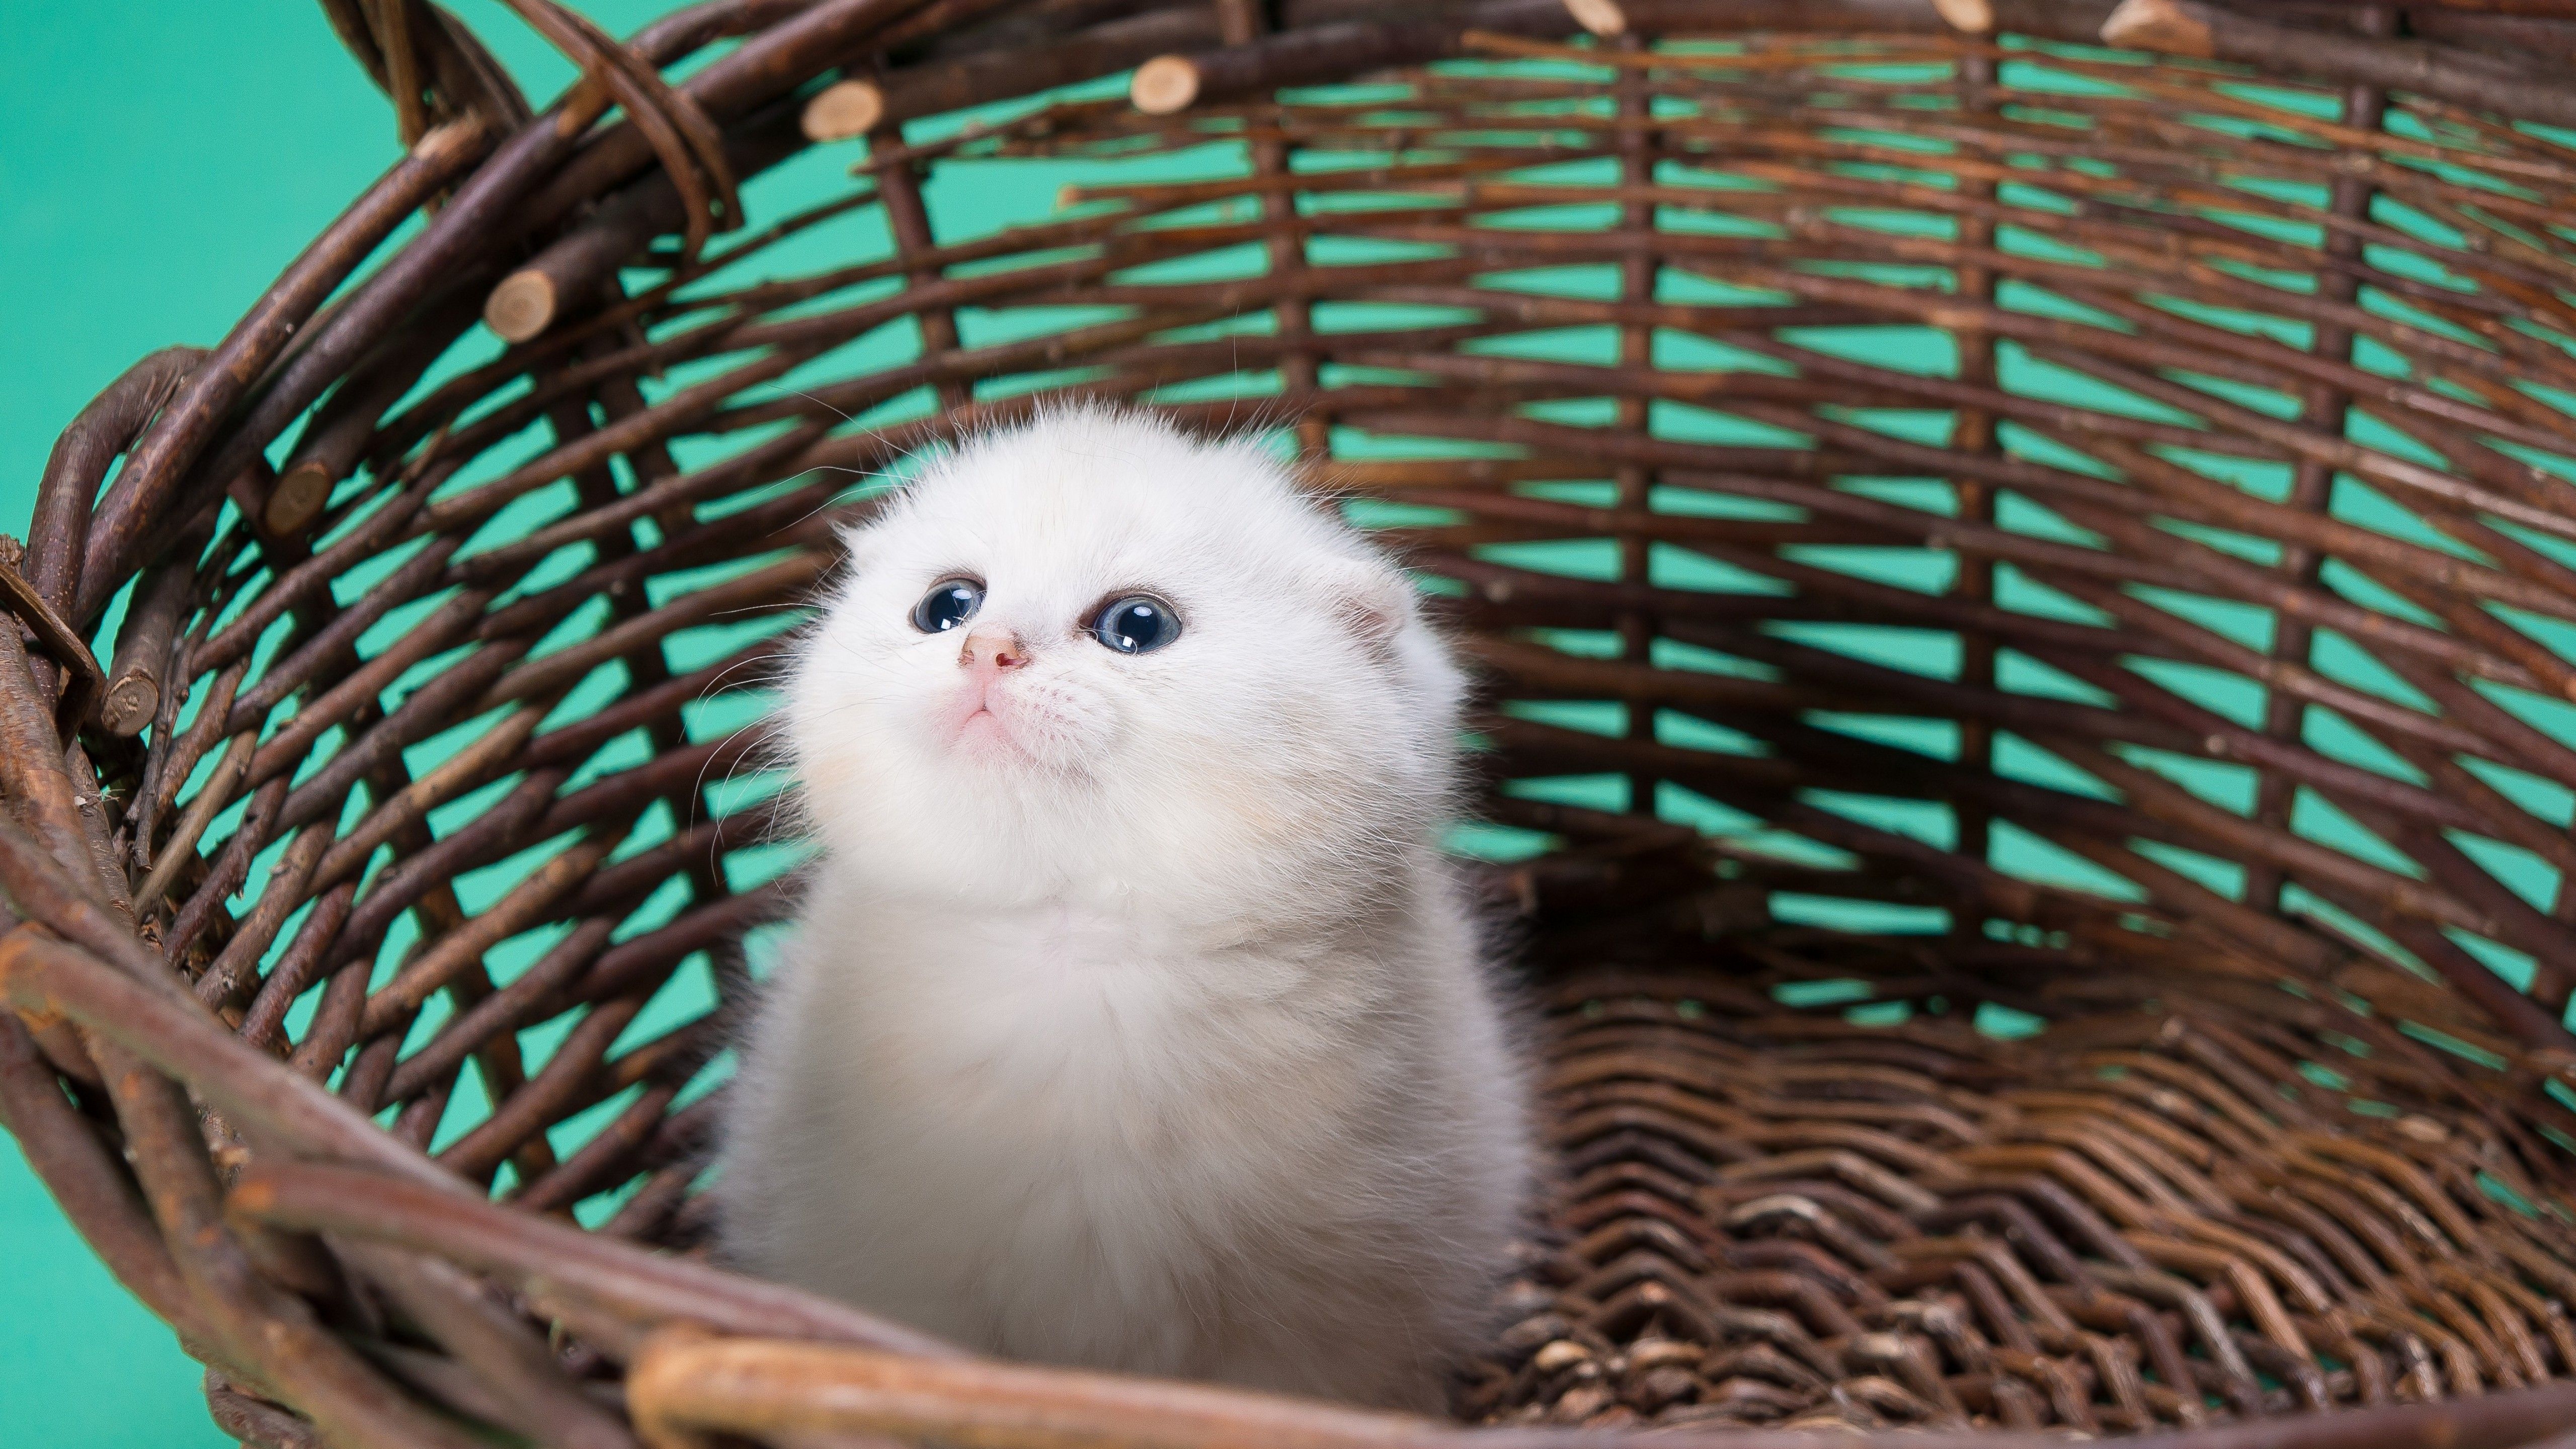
[716, 405, 1534, 1410]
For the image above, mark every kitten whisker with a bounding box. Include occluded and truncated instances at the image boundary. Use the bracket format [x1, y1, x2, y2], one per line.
[777, 385, 860, 426]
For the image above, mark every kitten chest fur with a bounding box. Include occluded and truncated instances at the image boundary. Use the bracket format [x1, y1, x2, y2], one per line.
[732, 880, 1486, 1397]
[837, 894, 1390, 1155]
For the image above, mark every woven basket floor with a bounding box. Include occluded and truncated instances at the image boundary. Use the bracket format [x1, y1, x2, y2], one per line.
[1472, 869, 2576, 1430]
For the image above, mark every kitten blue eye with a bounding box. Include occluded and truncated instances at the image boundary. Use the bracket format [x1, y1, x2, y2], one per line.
[910, 579, 984, 633]
[1091, 595, 1180, 655]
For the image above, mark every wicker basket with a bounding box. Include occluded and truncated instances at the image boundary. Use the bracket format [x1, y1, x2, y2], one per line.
[15, 0, 2576, 1444]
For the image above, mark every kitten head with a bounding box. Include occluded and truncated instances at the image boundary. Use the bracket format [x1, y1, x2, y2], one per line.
[787, 405, 1463, 915]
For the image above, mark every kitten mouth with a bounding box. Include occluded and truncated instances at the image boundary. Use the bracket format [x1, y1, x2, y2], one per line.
[949, 694, 1029, 760]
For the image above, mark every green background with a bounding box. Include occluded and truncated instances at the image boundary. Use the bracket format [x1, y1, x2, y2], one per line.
[0, 6, 668, 1440]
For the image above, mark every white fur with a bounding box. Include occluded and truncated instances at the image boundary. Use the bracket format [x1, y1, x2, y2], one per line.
[718, 406, 1534, 1410]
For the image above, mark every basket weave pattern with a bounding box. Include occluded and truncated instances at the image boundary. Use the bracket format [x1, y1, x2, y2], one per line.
[14, 2, 2576, 1446]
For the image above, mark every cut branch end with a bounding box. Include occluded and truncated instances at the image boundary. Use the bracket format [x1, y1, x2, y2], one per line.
[99, 676, 157, 738]
[2102, 0, 2214, 56]
[801, 79, 886, 143]
[265, 462, 335, 537]
[1564, 0, 1625, 38]
[484, 271, 558, 345]
[1130, 57, 1201, 115]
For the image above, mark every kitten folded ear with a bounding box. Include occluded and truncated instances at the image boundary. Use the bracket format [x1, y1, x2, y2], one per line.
[1317, 553, 1417, 649]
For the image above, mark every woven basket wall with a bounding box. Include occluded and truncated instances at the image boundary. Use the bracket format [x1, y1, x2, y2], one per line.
[15, 1, 2576, 1445]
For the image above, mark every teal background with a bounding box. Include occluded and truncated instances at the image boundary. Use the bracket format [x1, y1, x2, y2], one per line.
[0, 6, 665, 1440]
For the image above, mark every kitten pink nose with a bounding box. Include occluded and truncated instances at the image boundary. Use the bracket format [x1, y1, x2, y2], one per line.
[958, 627, 1027, 676]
